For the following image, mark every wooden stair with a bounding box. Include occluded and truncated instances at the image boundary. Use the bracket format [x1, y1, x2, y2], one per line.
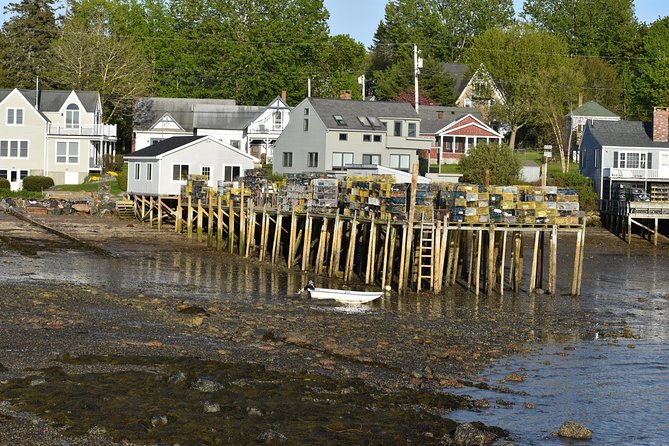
[115, 199, 136, 219]
[416, 220, 434, 292]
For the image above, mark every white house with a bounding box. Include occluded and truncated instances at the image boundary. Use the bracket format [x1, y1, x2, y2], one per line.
[0, 88, 117, 190]
[124, 135, 257, 196]
[441, 63, 505, 114]
[273, 97, 432, 175]
[133, 95, 291, 162]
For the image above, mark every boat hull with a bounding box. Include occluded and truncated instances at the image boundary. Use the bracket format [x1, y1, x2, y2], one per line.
[309, 288, 383, 304]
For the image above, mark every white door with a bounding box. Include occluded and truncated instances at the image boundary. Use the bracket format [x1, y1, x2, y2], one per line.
[660, 153, 669, 178]
[9, 170, 28, 191]
[64, 171, 79, 185]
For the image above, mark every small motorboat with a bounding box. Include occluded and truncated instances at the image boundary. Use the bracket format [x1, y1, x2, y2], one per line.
[308, 287, 383, 304]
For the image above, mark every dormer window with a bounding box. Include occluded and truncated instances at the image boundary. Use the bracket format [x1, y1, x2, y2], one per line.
[66, 103, 80, 129]
[333, 115, 347, 126]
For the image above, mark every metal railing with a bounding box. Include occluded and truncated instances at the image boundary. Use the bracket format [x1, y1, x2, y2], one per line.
[48, 123, 117, 138]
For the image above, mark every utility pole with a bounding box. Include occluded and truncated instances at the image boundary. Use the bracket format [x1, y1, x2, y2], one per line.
[358, 74, 365, 100]
[413, 44, 423, 113]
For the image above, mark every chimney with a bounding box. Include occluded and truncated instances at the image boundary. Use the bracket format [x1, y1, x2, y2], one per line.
[437, 111, 444, 120]
[578, 92, 583, 107]
[653, 107, 669, 142]
[339, 90, 352, 100]
[281, 89, 286, 103]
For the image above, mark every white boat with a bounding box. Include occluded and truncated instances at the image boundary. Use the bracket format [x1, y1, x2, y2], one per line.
[308, 287, 383, 304]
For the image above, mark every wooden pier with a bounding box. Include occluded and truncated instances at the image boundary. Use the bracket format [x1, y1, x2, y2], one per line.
[130, 191, 586, 296]
[600, 200, 669, 245]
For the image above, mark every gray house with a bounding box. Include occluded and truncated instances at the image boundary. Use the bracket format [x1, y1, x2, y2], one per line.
[579, 107, 669, 201]
[273, 98, 431, 175]
[125, 135, 257, 196]
[565, 100, 620, 161]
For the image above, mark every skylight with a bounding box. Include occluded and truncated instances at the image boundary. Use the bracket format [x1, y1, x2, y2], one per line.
[358, 116, 371, 126]
[333, 115, 347, 126]
[368, 116, 383, 127]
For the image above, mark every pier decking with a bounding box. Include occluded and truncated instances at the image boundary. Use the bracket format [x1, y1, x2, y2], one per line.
[600, 200, 669, 245]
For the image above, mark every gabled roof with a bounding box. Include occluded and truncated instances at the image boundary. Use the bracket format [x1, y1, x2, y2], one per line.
[0, 89, 99, 113]
[193, 104, 265, 130]
[129, 136, 205, 157]
[570, 101, 619, 118]
[418, 105, 484, 134]
[586, 120, 669, 148]
[441, 63, 470, 98]
[307, 98, 419, 131]
[134, 97, 237, 132]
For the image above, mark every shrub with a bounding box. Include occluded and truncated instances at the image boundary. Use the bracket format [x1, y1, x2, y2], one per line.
[458, 143, 522, 185]
[551, 171, 598, 212]
[22, 175, 54, 192]
[102, 154, 125, 172]
[117, 170, 127, 191]
[0, 178, 10, 190]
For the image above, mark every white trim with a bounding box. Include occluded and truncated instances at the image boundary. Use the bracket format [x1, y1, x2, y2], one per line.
[5, 107, 25, 126]
[55, 140, 80, 164]
[0, 89, 48, 124]
[125, 135, 259, 163]
[0, 139, 29, 159]
[149, 112, 186, 132]
[222, 164, 243, 182]
[171, 162, 190, 182]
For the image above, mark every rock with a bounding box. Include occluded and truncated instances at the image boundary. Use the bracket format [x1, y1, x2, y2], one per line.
[535, 288, 545, 295]
[496, 399, 514, 408]
[523, 402, 535, 409]
[0, 363, 7, 372]
[72, 203, 91, 213]
[203, 401, 221, 413]
[423, 366, 434, 380]
[627, 344, 636, 349]
[29, 377, 45, 386]
[411, 371, 423, 379]
[557, 421, 592, 440]
[247, 407, 263, 417]
[150, 415, 168, 428]
[192, 376, 225, 392]
[256, 429, 287, 444]
[502, 372, 526, 382]
[168, 371, 187, 385]
[452, 422, 496, 445]
[87, 425, 107, 435]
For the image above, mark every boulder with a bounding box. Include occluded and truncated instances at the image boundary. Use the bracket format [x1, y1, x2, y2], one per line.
[256, 430, 287, 444]
[191, 376, 225, 392]
[557, 421, 592, 440]
[452, 422, 496, 445]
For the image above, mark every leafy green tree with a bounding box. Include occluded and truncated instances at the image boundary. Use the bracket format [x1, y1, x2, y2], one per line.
[313, 34, 367, 99]
[522, 0, 638, 60]
[1, 0, 57, 88]
[458, 142, 522, 185]
[628, 17, 669, 120]
[373, 57, 454, 105]
[576, 57, 623, 114]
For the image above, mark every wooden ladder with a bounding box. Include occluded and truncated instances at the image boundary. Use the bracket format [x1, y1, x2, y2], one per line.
[416, 219, 434, 292]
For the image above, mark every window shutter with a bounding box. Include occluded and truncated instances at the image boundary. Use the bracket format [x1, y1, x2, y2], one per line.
[613, 152, 618, 168]
[648, 153, 653, 169]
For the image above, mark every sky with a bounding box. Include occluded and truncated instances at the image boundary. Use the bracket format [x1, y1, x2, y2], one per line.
[0, 0, 667, 48]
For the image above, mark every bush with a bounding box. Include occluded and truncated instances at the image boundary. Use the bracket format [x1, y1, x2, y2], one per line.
[102, 154, 125, 172]
[458, 143, 522, 185]
[22, 175, 54, 192]
[551, 171, 598, 212]
[0, 178, 10, 190]
[117, 170, 127, 191]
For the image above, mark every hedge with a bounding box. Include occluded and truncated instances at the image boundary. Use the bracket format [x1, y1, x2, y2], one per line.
[22, 176, 54, 192]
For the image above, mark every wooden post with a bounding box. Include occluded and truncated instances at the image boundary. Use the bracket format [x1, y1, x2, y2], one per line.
[259, 205, 268, 260]
[475, 229, 483, 296]
[467, 231, 474, 289]
[316, 218, 330, 275]
[149, 196, 154, 227]
[434, 219, 448, 293]
[207, 193, 214, 247]
[157, 196, 163, 232]
[577, 224, 586, 296]
[329, 212, 342, 277]
[245, 202, 256, 258]
[238, 184, 246, 256]
[381, 218, 391, 290]
[272, 213, 283, 264]
[398, 224, 408, 293]
[365, 215, 376, 284]
[486, 226, 496, 295]
[401, 163, 419, 292]
[529, 230, 540, 294]
[344, 215, 358, 282]
[176, 194, 183, 233]
[500, 231, 507, 296]
[548, 225, 558, 295]
[216, 196, 224, 251]
[228, 197, 235, 253]
[287, 210, 297, 269]
[386, 225, 397, 289]
[196, 199, 204, 243]
[514, 232, 523, 293]
[186, 196, 193, 240]
[302, 213, 312, 271]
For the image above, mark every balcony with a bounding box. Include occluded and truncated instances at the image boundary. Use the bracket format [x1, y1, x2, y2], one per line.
[48, 123, 117, 139]
[605, 168, 661, 179]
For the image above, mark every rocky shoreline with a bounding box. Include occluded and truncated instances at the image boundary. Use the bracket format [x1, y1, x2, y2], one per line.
[0, 213, 662, 445]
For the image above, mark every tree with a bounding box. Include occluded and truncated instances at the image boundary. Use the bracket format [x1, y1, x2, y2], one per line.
[312, 34, 367, 99]
[576, 57, 623, 114]
[628, 17, 669, 121]
[458, 142, 522, 185]
[466, 25, 581, 153]
[373, 57, 454, 105]
[47, 13, 152, 121]
[0, 0, 57, 88]
[522, 0, 638, 61]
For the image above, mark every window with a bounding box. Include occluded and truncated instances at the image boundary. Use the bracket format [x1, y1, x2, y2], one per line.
[65, 103, 80, 128]
[615, 152, 647, 169]
[56, 142, 78, 164]
[333, 115, 347, 126]
[303, 119, 309, 131]
[393, 121, 402, 136]
[0, 141, 28, 159]
[373, 135, 382, 142]
[230, 140, 241, 150]
[149, 138, 164, 145]
[6, 108, 23, 125]
[339, 133, 348, 141]
[0, 170, 6, 179]
[20, 170, 28, 180]
[172, 164, 189, 181]
[273, 111, 282, 129]
[362, 154, 381, 165]
[304, 108, 309, 116]
[283, 151, 293, 167]
[308, 152, 318, 168]
[201, 166, 211, 179]
[464, 98, 472, 107]
[332, 152, 354, 170]
[363, 134, 372, 142]
[358, 116, 371, 126]
[224, 165, 241, 181]
[390, 154, 410, 171]
[594, 150, 599, 168]
[408, 122, 417, 137]
[134, 163, 140, 180]
[146, 163, 153, 181]
[369, 117, 383, 127]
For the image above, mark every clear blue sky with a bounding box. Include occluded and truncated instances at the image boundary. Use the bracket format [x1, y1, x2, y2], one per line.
[0, 0, 667, 48]
[324, 0, 669, 47]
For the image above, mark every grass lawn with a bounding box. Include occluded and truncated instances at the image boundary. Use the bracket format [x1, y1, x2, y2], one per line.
[521, 150, 579, 178]
[50, 180, 123, 195]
